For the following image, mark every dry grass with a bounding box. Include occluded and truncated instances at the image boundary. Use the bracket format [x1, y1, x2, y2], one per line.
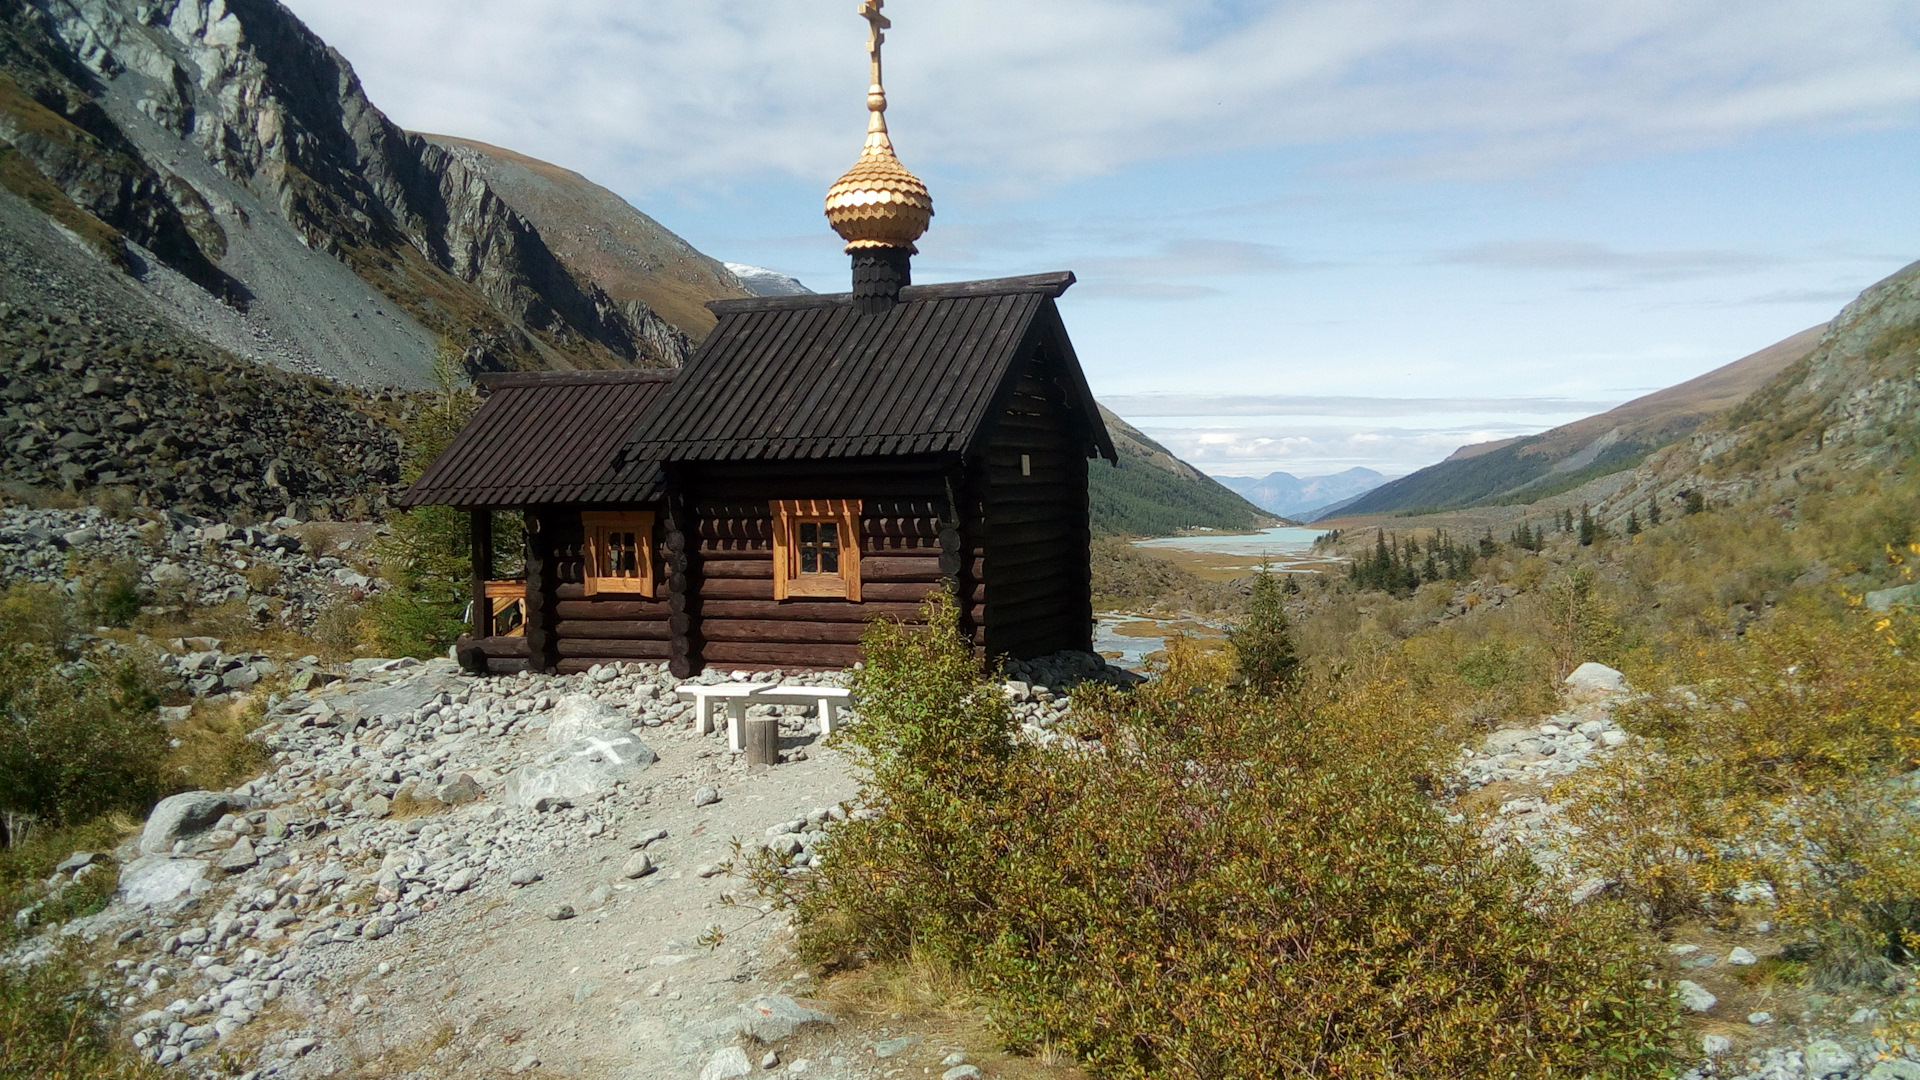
[161, 695, 269, 793]
[809, 955, 1091, 1080]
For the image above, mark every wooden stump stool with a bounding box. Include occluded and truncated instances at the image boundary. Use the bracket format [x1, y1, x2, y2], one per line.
[745, 714, 780, 767]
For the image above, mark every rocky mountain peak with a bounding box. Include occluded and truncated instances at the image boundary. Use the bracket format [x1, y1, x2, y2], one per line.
[2, 0, 743, 383]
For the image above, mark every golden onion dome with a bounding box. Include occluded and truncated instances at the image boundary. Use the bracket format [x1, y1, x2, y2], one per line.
[825, 1, 932, 252]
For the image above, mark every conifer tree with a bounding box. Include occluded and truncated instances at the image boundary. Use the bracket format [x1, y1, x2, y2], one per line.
[1578, 505, 1598, 547]
[1231, 568, 1299, 693]
[1647, 498, 1661, 526]
[1625, 510, 1640, 536]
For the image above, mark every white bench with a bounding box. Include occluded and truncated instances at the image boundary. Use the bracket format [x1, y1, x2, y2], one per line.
[752, 685, 853, 737]
[675, 683, 854, 752]
[675, 684, 765, 747]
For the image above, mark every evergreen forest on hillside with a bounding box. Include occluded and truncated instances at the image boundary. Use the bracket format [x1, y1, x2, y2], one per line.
[1088, 455, 1275, 536]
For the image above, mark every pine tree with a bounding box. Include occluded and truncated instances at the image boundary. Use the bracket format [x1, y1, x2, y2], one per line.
[1578, 505, 1598, 547]
[1625, 510, 1640, 536]
[1647, 498, 1661, 526]
[1232, 568, 1299, 693]
[1684, 490, 1705, 515]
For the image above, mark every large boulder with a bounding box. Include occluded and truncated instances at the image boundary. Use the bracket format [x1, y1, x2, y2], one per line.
[545, 695, 627, 744]
[739, 995, 835, 1043]
[118, 857, 210, 906]
[338, 674, 455, 723]
[1564, 662, 1628, 699]
[503, 730, 655, 808]
[140, 791, 232, 855]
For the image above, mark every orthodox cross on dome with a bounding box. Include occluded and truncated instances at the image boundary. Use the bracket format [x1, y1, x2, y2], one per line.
[858, 0, 892, 144]
[824, 0, 932, 263]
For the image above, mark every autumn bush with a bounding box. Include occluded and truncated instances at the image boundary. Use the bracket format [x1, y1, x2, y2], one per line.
[1559, 600, 1920, 983]
[0, 953, 159, 1080]
[756, 590, 1677, 1079]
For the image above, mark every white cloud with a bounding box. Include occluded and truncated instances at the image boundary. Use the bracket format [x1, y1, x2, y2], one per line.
[1105, 393, 1623, 416]
[1135, 420, 1563, 475]
[281, 0, 1920, 199]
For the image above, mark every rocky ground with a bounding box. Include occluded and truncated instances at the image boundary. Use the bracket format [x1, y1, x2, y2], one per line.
[8, 646, 1126, 1080]
[0, 504, 381, 635]
[1452, 665, 1920, 1080]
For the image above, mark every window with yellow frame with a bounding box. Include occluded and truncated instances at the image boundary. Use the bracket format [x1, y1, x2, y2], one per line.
[771, 499, 862, 601]
[582, 511, 655, 597]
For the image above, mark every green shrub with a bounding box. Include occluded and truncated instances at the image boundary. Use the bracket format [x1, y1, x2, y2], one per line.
[0, 953, 159, 1080]
[0, 585, 165, 845]
[759, 593, 1677, 1079]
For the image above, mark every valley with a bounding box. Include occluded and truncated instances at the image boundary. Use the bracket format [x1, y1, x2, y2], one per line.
[1, 3, 1918, 1080]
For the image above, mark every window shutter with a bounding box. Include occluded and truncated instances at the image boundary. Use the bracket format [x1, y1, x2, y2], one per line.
[839, 500, 862, 602]
[771, 501, 792, 601]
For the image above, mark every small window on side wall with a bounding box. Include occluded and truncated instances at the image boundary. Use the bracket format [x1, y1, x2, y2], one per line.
[582, 511, 655, 597]
[771, 499, 862, 601]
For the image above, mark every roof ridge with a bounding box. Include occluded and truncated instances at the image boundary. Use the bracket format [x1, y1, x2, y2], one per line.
[476, 369, 679, 389]
[708, 271, 1075, 315]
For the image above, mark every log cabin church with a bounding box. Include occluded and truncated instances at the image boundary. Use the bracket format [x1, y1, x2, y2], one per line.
[399, 0, 1115, 677]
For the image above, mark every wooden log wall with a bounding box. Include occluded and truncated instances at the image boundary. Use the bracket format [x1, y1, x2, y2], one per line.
[691, 493, 948, 670]
[979, 358, 1094, 658]
[512, 506, 674, 676]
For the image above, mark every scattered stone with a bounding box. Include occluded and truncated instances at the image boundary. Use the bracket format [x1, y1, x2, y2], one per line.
[693, 785, 720, 807]
[942, 1068, 983, 1080]
[140, 791, 232, 855]
[117, 857, 210, 906]
[873, 1035, 923, 1058]
[1674, 980, 1716, 1013]
[1868, 1060, 1920, 1080]
[509, 1054, 541, 1075]
[1727, 946, 1758, 966]
[1701, 1035, 1732, 1056]
[438, 774, 482, 805]
[741, 995, 834, 1042]
[217, 836, 257, 874]
[696, 863, 724, 879]
[509, 867, 543, 887]
[546, 904, 576, 921]
[54, 851, 99, 874]
[761, 1051, 780, 1070]
[700, 1046, 753, 1080]
[621, 853, 654, 879]
[1749, 1012, 1774, 1025]
[1803, 1039, 1855, 1078]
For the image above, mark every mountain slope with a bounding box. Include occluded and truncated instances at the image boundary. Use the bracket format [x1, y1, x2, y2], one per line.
[1597, 259, 1920, 526]
[1336, 323, 1828, 516]
[421, 135, 749, 362]
[1090, 407, 1280, 536]
[1216, 468, 1387, 518]
[0, 0, 739, 384]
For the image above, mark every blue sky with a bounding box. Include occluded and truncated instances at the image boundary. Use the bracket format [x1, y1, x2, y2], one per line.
[282, 0, 1920, 478]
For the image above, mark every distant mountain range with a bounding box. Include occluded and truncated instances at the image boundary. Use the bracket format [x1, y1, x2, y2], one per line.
[1215, 468, 1389, 521]
[1092, 409, 1281, 536]
[1332, 324, 1828, 518]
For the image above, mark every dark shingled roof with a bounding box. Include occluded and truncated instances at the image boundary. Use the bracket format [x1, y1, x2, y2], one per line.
[603, 272, 1114, 478]
[398, 370, 674, 509]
